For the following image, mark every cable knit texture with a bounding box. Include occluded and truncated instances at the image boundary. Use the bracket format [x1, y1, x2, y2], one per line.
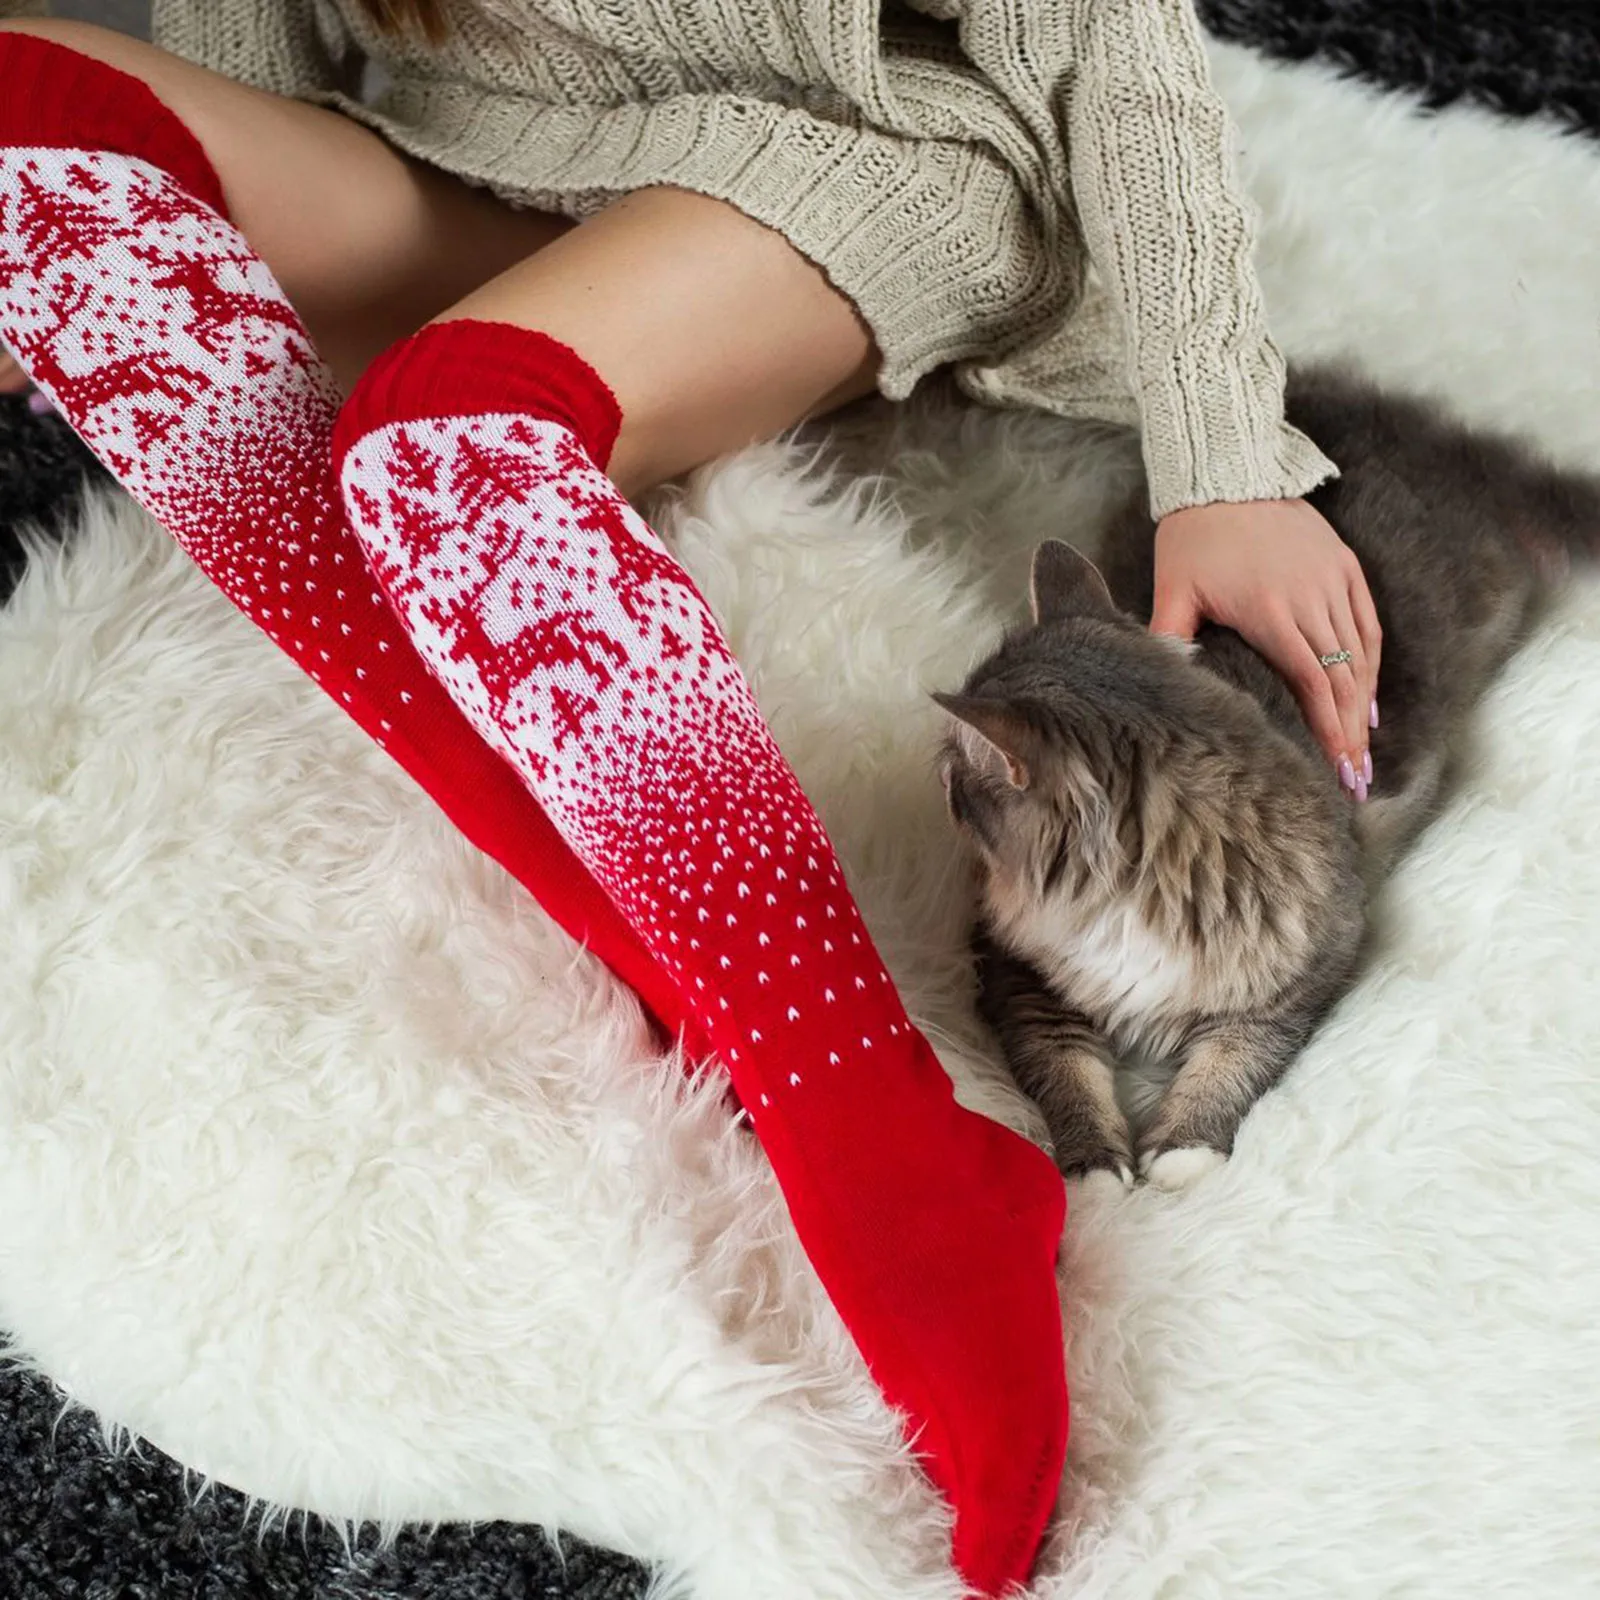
[65, 0, 1343, 518]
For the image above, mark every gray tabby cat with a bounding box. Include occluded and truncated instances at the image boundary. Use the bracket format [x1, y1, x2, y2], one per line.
[937, 368, 1599, 1191]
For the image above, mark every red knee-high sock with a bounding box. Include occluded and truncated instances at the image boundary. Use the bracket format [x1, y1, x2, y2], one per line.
[333, 319, 1070, 1595]
[0, 33, 702, 1057]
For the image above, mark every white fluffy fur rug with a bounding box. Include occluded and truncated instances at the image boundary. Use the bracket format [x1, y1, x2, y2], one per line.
[4, 40, 1600, 1600]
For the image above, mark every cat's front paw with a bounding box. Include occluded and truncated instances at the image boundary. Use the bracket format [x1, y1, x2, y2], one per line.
[1138, 1144, 1227, 1191]
[1055, 1139, 1135, 1191]
[1078, 1164, 1136, 1201]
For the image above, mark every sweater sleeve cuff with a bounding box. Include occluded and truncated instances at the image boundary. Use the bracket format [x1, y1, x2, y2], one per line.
[1137, 351, 1339, 520]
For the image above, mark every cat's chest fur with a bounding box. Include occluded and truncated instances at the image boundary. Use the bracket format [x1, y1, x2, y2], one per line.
[989, 882, 1196, 1058]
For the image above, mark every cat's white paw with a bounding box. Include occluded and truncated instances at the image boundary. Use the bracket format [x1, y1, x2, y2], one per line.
[1141, 1146, 1226, 1191]
[1078, 1163, 1136, 1201]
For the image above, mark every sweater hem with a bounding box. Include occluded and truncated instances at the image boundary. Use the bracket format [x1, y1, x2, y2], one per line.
[306, 82, 1078, 405]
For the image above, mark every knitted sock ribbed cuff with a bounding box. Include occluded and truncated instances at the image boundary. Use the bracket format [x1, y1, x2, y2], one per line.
[333, 321, 624, 474]
[0, 31, 229, 219]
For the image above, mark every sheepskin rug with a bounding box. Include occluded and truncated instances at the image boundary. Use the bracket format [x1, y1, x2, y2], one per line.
[3, 37, 1600, 1600]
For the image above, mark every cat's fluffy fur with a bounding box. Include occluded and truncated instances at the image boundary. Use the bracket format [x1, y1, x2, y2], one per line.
[938, 368, 1600, 1189]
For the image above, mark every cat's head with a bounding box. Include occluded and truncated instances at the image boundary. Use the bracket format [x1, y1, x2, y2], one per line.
[936, 541, 1236, 892]
[936, 542, 1355, 1016]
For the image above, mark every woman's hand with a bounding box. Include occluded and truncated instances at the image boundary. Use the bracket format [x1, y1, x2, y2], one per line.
[1150, 498, 1381, 799]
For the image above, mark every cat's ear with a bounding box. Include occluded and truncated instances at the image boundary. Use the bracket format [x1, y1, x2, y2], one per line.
[1030, 540, 1117, 624]
[933, 692, 1039, 790]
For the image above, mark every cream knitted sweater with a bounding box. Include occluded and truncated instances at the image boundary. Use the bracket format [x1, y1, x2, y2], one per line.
[7, 0, 1336, 515]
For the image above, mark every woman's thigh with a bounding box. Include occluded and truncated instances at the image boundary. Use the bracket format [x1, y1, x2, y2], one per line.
[0, 18, 572, 390]
[437, 186, 882, 495]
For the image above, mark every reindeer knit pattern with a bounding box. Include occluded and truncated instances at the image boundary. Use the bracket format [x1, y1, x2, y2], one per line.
[132, 0, 1338, 518]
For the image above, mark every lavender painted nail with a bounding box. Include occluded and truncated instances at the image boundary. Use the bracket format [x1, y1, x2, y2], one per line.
[1338, 756, 1356, 791]
[1362, 749, 1373, 787]
[1354, 775, 1369, 803]
[26, 389, 53, 417]
[1369, 697, 1380, 731]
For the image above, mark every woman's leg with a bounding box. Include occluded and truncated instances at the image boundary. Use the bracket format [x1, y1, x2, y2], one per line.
[1, 21, 1069, 1584]
[0, 22, 700, 1051]
[334, 188, 1069, 1597]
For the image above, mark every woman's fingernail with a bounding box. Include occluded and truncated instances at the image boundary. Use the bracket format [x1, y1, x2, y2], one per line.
[1369, 698, 1380, 731]
[26, 389, 53, 417]
[1354, 775, 1369, 803]
[1338, 755, 1356, 791]
[1362, 749, 1373, 787]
